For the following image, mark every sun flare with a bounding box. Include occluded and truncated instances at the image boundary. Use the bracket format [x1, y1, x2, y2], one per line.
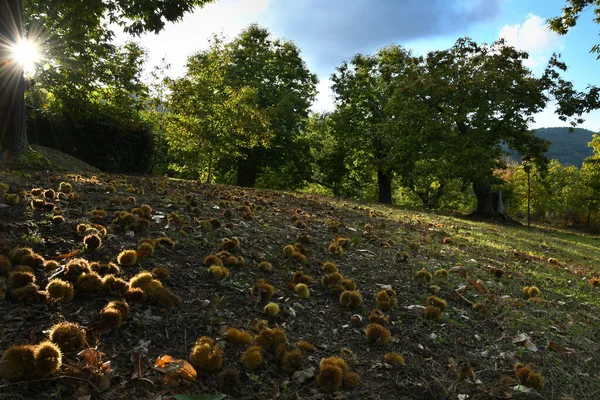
[10, 39, 41, 76]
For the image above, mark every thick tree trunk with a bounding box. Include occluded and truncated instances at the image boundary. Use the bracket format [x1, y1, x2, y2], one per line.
[0, 0, 28, 156]
[472, 181, 508, 219]
[377, 169, 393, 204]
[236, 152, 258, 187]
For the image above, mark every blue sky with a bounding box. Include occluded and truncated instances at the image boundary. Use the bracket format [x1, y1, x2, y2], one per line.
[119, 0, 600, 131]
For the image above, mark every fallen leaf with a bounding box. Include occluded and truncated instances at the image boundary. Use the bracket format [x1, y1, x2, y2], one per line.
[78, 348, 105, 367]
[131, 352, 145, 379]
[469, 279, 487, 293]
[153, 355, 197, 383]
[292, 367, 315, 384]
[548, 341, 575, 354]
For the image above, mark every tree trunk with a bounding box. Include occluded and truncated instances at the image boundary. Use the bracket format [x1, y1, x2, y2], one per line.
[472, 181, 508, 219]
[0, 0, 28, 156]
[377, 169, 393, 204]
[236, 152, 258, 187]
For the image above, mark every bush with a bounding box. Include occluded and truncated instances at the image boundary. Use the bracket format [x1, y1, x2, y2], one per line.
[27, 112, 154, 174]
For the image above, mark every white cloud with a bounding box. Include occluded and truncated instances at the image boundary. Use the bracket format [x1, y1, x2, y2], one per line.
[310, 79, 335, 114]
[499, 14, 559, 53]
[498, 14, 560, 69]
[114, 0, 272, 78]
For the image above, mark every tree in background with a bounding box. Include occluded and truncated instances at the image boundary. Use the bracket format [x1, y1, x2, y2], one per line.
[223, 25, 317, 188]
[164, 35, 269, 182]
[0, 0, 215, 156]
[331, 45, 424, 204]
[549, 0, 600, 57]
[548, 1, 600, 117]
[577, 134, 600, 225]
[416, 38, 558, 218]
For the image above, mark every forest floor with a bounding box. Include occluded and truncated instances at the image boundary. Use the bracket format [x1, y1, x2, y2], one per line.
[1, 151, 600, 400]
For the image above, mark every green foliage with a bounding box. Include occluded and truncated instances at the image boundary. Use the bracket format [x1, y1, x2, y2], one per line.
[163, 35, 270, 181]
[504, 136, 600, 227]
[26, 41, 154, 173]
[160, 25, 317, 187]
[548, 0, 600, 57]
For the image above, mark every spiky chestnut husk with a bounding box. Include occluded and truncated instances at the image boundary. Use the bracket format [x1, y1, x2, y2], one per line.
[255, 326, 288, 354]
[43, 260, 59, 270]
[424, 305, 442, 321]
[101, 275, 128, 296]
[11, 280, 41, 302]
[290, 251, 306, 263]
[204, 254, 223, 266]
[283, 245, 295, 258]
[426, 296, 447, 310]
[343, 371, 361, 389]
[241, 345, 263, 370]
[317, 356, 349, 392]
[384, 353, 405, 367]
[258, 261, 272, 272]
[58, 182, 72, 194]
[0, 255, 13, 275]
[83, 234, 102, 251]
[339, 290, 363, 309]
[100, 307, 122, 328]
[154, 237, 175, 249]
[369, 308, 389, 324]
[9, 246, 33, 265]
[294, 283, 310, 299]
[208, 266, 230, 280]
[129, 271, 163, 294]
[225, 328, 253, 345]
[117, 249, 137, 266]
[77, 272, 103, 293]
[9, 271, 35, 289]
[22, 253, 44, 269]
[252, 280, 275, 301]
[218, 368, 240, 387]
[281, 348, 305, 373]
[91, 262, 119, 276]
[296, 340, 316, 352]
[124, 287, 147, 303]
[526, 286, 541, 298]
[34, 341, 62, 377]
[46, 279, 74, 303]
[220, 237, 239, 251]
[152, 267, 169, 281]
[151, 287, 182, 308]
[416, 269, 432, 282]
[264, 302, 280, 317]
[376, 289, 397, 311]
[292, 271, 312, 284]
[317, 362, 342, 392]
[434, 269, 448, 279]
[321, 262, 338, 273]
[0, 344, 36, 380]
[321, 272, 343, 290]
[514, 363, 544, 390]
[190, 337, 223, 373]
[0, 281, 6, 301]
[49, 321, 86, 352]
[136, 242, 154, 257]
[365, 323, 391, 344]
[64, 258, 91, 282]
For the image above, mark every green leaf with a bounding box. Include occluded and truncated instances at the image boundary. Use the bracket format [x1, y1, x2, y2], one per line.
[173, 394, 226, 400]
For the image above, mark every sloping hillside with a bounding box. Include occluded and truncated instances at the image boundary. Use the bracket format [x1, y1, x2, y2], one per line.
[0, 163, 600, 399]
[536, 127, 596, 167]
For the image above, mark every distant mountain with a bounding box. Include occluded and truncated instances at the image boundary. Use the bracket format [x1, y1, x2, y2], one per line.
[505, 127, 597, 167]
[536, 127, 597, 167]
